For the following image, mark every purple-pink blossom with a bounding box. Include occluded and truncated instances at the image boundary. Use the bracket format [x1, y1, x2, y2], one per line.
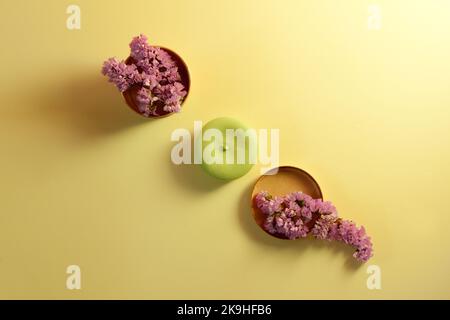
[255, 191, 373, 262]
[136, 87, 151, 116]
[101, 58, 141, 92]
[102, 34, 187, 116]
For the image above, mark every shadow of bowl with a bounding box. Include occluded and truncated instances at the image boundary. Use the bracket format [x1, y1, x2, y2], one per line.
[38, 72, 149, 138]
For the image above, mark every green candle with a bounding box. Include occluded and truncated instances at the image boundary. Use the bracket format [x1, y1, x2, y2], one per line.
[198, 117, 255, 180]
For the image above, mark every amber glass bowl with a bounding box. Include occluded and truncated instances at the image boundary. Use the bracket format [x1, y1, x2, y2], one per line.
[251, 166, 323, 239]
[122, 47, 190, 118]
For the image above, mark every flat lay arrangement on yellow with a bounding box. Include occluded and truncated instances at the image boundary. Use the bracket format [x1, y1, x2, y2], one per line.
[1, 0, 450, 299]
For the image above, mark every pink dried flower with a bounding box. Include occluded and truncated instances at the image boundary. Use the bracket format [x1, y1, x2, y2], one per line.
[101, 58, 140, 92]
[311, 216, 335, 240]
[263, 212, 308, 240]
[331, 220, 373, 262]
[102, 34, 187, 116]
[157, 82, 186, 113]
[130, 34, 152, 62]
[136, 87, 151, 117]
[141, 73, 159, 90]
[318, 200, 337, 215]
[255, 191, 283, 215]
[254, 191, 373, 262]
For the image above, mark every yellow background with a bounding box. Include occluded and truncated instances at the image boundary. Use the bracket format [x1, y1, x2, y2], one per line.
[1, 0, 449, 299]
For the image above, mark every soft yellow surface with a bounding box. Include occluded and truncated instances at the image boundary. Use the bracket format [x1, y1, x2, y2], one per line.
[1, 0, 450, 299]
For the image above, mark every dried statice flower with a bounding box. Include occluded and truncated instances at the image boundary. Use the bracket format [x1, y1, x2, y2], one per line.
[255, 191, 283, 215]
[310, 214, 335, 239]
[136, 87, 151, 117]
[101, 58, 140, 92]
[102, 34, 187, 116]
[329, 220, 373, 262]
[255, 191, 373, 262]
[129, 34, 153, 62]
[157, 82, 186, 113]
[264, 212, 309, 240]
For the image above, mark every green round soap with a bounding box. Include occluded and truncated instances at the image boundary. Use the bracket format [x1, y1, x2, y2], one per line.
[199, 117, 254, 180]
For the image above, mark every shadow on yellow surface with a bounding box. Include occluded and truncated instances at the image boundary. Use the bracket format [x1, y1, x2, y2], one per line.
[38, 71, 148, 139]
[165, 129, 231, 193]
[167, 161, 229, 193]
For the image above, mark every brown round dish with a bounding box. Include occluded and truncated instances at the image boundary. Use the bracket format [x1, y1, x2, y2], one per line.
[122, 47, 190, 118]
[251, 166, 323, 239]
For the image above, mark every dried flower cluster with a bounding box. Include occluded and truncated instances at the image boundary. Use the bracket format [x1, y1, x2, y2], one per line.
[102, 34, 187, 117]
[255, 191, 373, 262]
